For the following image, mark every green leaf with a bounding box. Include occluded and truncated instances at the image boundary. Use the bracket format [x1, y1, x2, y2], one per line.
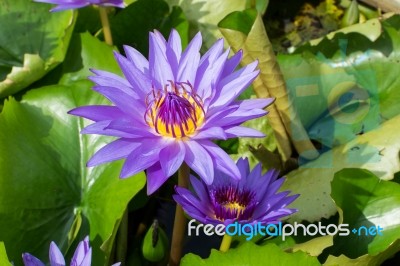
[282, 114, 400, 223]
[231, 113, 278, 170]
[220, 11, 319, 162]
[59, 32, 121, 85]
[324, 239, 400, 266]
[109, 0, 189, 55]
[0, 81, 145, 265]
[281, 15, 400, 132]
[218, 9, 257, 35]
[327, 169, 400, 258]
[0, 0, 75, 97]
[0, 242, 12, 266]
[181, 242, 320, 266]
[166, 0, 249, 50]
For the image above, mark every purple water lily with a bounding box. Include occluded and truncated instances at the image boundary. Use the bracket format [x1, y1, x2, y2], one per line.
[69, 29, 273, 194]
[173, 158, 299, 226]
[22, 236, 120, 266]
[33, 0, 124, 11]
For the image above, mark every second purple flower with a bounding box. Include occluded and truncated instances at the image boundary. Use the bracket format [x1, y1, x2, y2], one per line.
[69, 29, 274, 194]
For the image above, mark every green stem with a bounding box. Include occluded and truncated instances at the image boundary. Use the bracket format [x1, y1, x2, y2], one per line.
[169, 163, 190, 266]
[116, 208, 128, 265]
[98, 7, 113, 46]
[219, 234, 232, 252]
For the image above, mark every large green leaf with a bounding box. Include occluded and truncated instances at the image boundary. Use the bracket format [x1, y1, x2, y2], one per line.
[109, 0, 189, 55]
[279, 15, 400, 148]
[59, 32, 121, 85]
[165, 0, 268, 50]
[181, 242, 320, 266]
[323, 240, 400, 266]
[0, 242, 12, 266]
[0, 0, 75, 97]
[326, 169, 400, 259]
[220, 10, 318, 162]
[0, 81, 145, 266]
[282, 114, 400, 223]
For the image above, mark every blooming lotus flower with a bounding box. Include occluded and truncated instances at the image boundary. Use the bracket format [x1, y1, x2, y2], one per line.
[69, 29, 273, 194]
[22, 236, 120, 266]
[33, 0, 124, 11]
[173, 158, 299, 225]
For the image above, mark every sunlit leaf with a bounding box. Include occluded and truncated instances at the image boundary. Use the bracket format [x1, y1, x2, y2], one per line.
[283, 114, 400, 223]
[0, 0, 75, 97]
[326, 169, 400, 258]
[181, 242, 320, 266]
[0, 242, 12, 266]
[0, 81, 145, 266]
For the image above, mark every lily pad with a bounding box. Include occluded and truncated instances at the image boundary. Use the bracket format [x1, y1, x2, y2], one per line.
[0, 81, 145, 266]
[0, 242, 12, 266]
[282, 114, 400, 223]
[327, 169, 400, 258]
[0, 0, 75, 97]
[166, 0, 264, 50]
[109, 0, 189, 55]
[181, 242, 320, 266]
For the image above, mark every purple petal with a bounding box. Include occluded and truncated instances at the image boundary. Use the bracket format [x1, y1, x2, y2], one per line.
[89, 70, 138, 99]
[22, 253, 45, 266]
[78, 248, 91, 266]
[105, 119, 155, 137]
[90, 0, 124, 8]
[198, 49, 230, 101]
[189, 175, 213, 211]
[123, 45, 149, 73]
[211, 108, 267, 128]
[120, 138, 169, 178]
[146, 162, 169, 194]
[173, 188, 209, 223]
[149, 32, 174, 88]
[113, 52, 152, 96]
[200, 140, 240, 180]
[177, 32, 202, 84]
[221, 50, 243, 77]
[92, 86, 146, 118]
[159, 141, 185, 177]
[191, 127, 227, 140]
[46, 2, 88, 11]
[194, 39, 224, 98]
[166, 29, 182, 77]
[240, 162, 262, 189]
[236, 157, 250, 180]
[238, 98, 275, 109]
[87, 139, 141, 167]
[210, 64, 259, 109]
[49, 242, 65, 266]
[225, 126, 265, 138]
[71, 236, 90, 266]
[174, 186, 210, 214]
[203, 105, 238, 126]
[68, 105, 126, 122]
[254, 192, 299, 220]
[183, 140, 213, 184]
[81, 121, 141, 138]
[263, 177, 286, 199]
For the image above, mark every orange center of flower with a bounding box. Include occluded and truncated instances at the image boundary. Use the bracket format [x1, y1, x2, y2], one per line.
[145, 81, 205, 138]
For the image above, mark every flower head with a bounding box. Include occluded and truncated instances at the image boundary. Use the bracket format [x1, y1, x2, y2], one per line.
[22, 236, 120, 266]
[69, 29, 274, 194]
[34, 0, 124, 11]
[173, 158, 299, 226]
